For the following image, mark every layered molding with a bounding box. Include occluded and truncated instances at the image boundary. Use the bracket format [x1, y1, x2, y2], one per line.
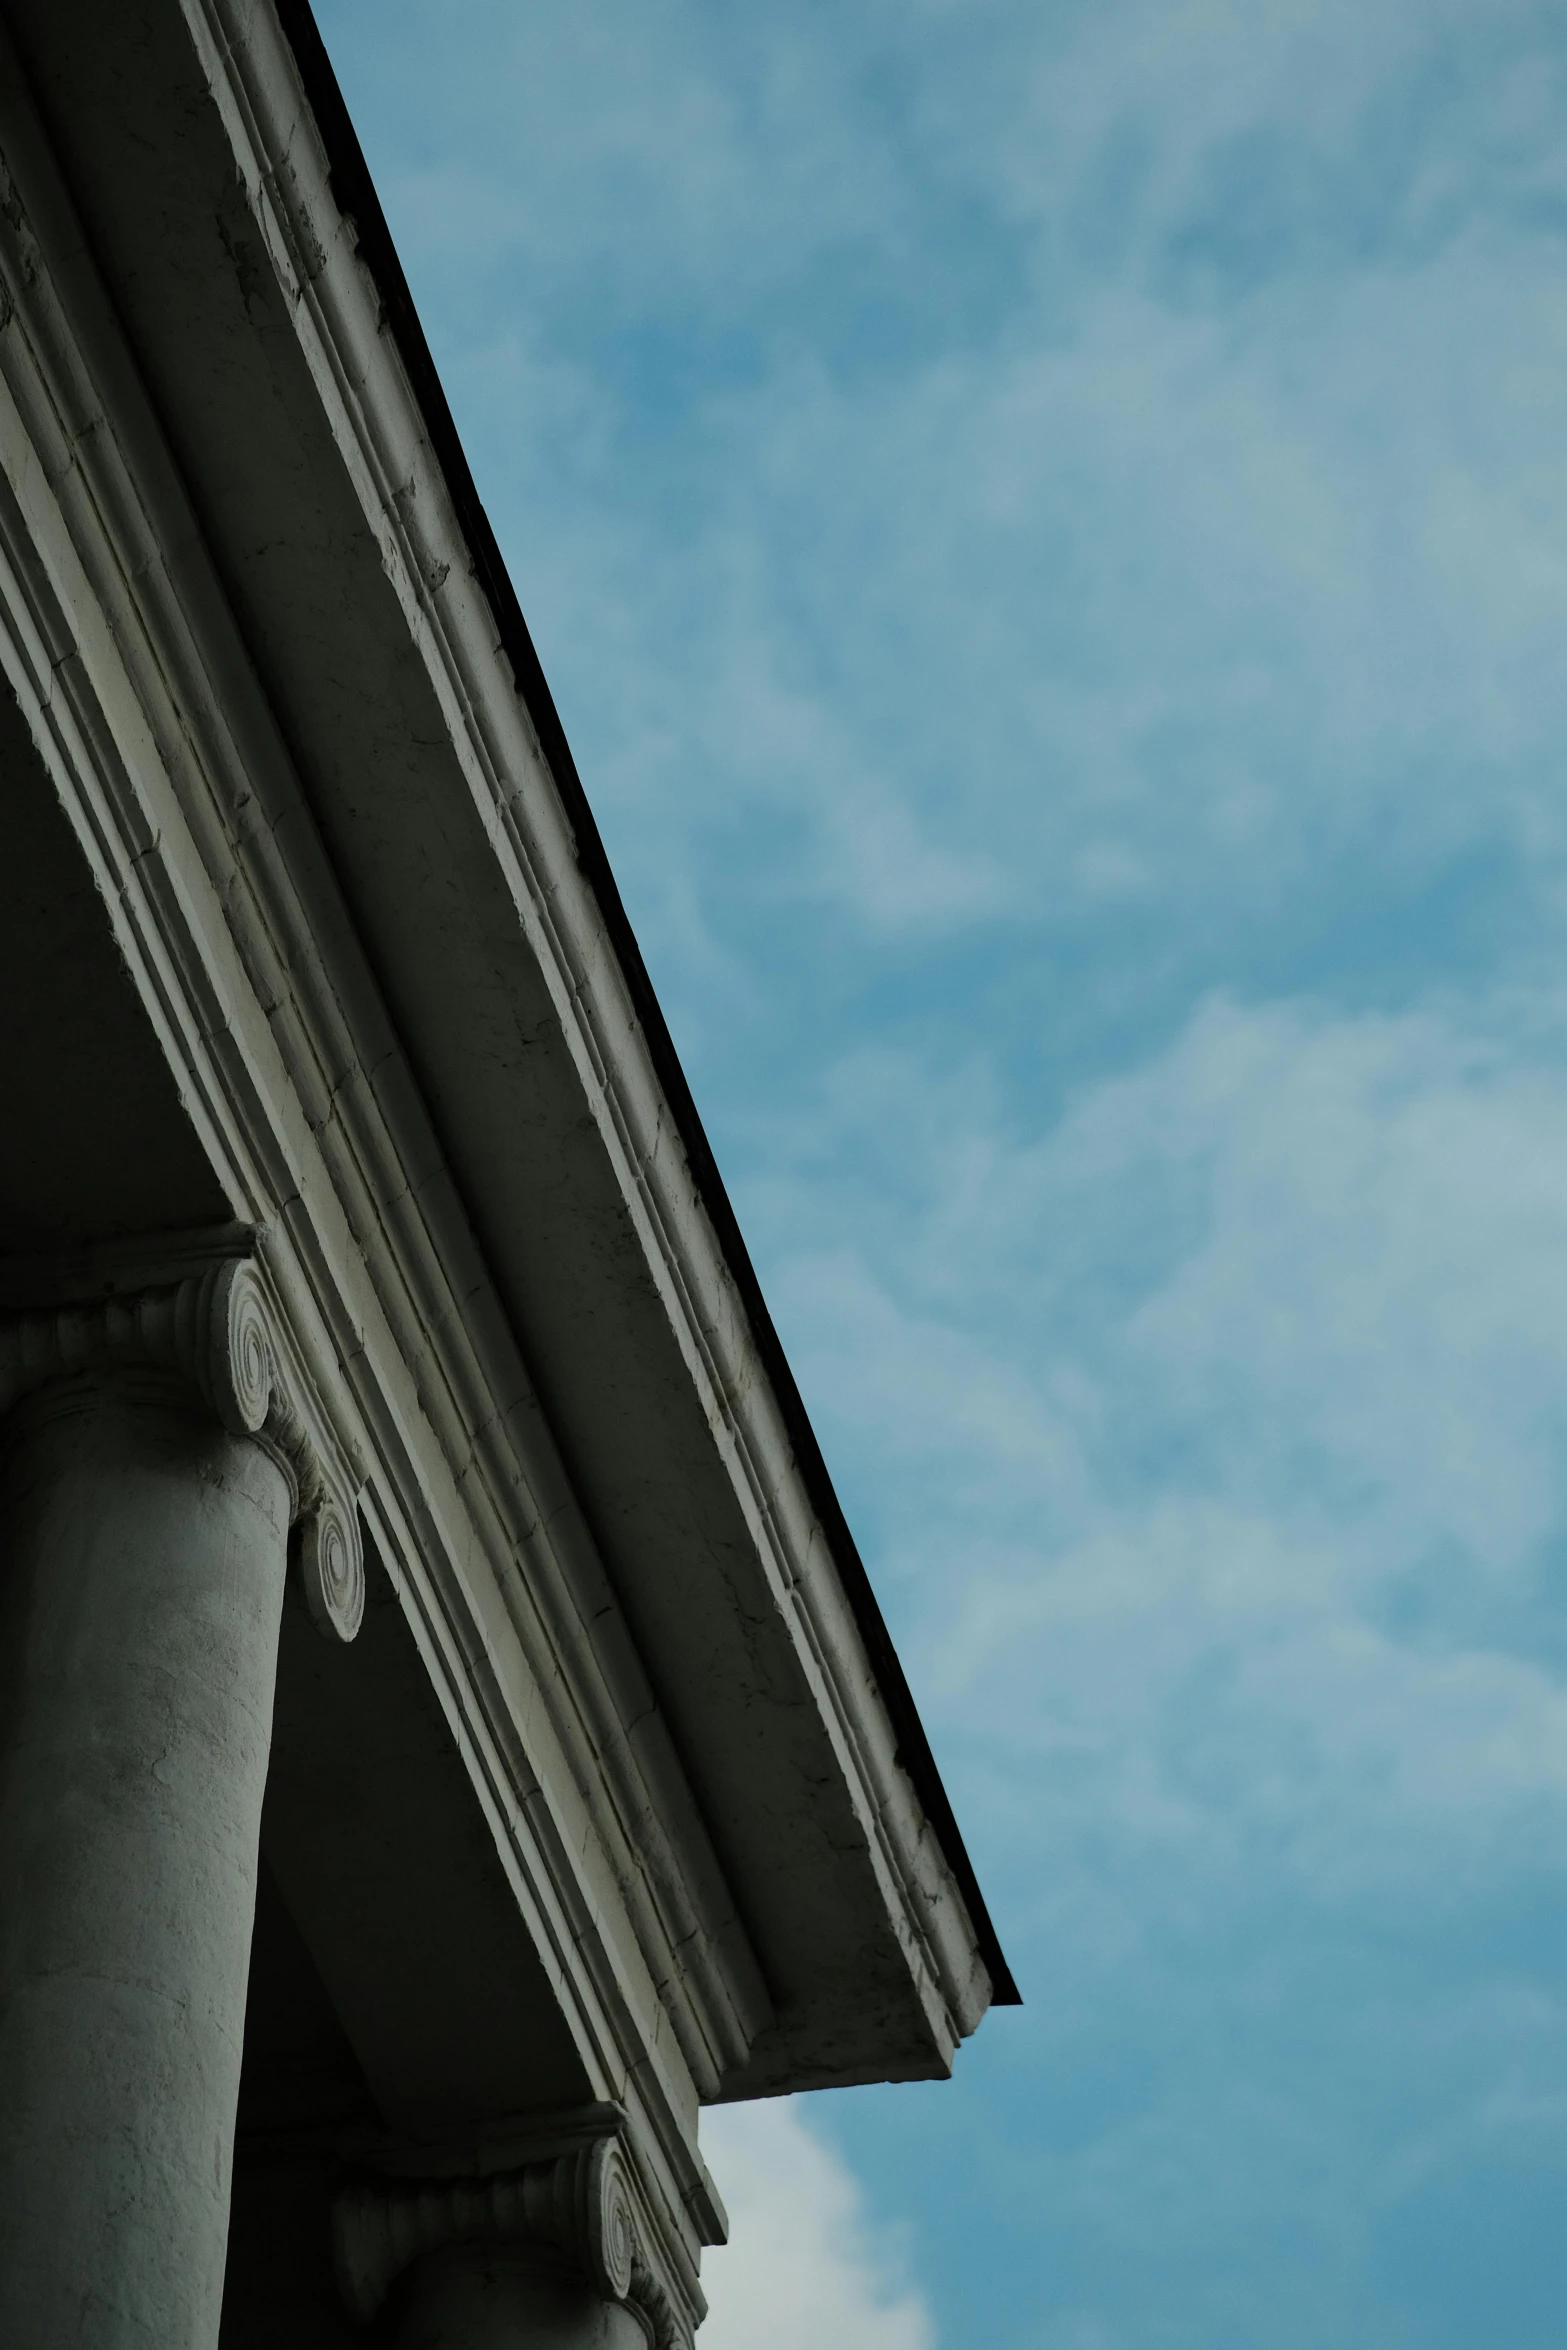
[0, 1232, 365, 1640]
[0, 0, 997, 2294]
[182, 0, 994, 2068]
[334, 2109, 699, 2349]
[0, 12, 749, 2261]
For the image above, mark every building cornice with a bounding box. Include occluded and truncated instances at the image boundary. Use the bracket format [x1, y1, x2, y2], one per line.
[184, 0, 1009, 2043]
[0, 1232, 365, 1640]
[266, 0, 1018, 2025]
[0, 22, 735, 2263]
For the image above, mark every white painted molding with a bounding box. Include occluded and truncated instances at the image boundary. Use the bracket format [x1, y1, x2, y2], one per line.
[0, 1238, 365, 1640]
[0, 0, 995, 2283]
[0, 16, 746, 2262]
[182, 0, 992, 2062]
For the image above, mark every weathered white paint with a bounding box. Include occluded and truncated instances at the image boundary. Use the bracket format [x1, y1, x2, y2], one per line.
[0, 1374, 288, 2348]
[394, 2249, 653, 2350]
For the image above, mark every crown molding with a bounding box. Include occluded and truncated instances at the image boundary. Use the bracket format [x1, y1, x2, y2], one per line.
[0, 18, 737, 2263]
[0, 0, 1000, 2273]
[182, 0, 994, 2064]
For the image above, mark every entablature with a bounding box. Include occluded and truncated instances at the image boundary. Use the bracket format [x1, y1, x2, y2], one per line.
[0, 22, 747, 2261]
[0, 0, 1007, 2232]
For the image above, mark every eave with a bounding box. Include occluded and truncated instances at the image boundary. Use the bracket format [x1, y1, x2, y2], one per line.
[0, 0, 1013, 2187]
[271, 0, 1017, 2026]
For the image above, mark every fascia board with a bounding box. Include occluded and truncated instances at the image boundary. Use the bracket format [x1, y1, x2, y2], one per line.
[180, 0, 1015, 2040]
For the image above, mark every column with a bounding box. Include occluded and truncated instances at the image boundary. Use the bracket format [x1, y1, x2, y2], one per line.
[0, 1255, 364, 2350]
[393, 2244, 653, 2349]
[0, 1372, 288, 2347]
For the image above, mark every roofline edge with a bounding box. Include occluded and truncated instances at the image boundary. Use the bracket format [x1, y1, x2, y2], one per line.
[272, 0, 1019, 2013]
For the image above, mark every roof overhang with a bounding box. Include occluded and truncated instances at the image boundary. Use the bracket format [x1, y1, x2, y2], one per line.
[0, 0, 1013, 2211]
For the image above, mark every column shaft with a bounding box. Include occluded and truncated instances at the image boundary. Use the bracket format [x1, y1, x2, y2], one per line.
[394, 2246, 653, 2350]
[0, 1372, 290, 2348]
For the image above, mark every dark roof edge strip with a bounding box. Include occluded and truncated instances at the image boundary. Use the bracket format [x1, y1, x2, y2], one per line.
[276, 0, 1018, 2011]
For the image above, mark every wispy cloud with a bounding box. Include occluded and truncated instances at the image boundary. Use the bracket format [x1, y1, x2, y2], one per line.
[749, 989, 1567, 2340]
[758, 991, 1567, 1842]
[346, 0, 1567, 980]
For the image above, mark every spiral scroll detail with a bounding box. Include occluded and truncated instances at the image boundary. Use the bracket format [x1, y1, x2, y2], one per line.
[298, 1500, 365, 1644]
[207, 1260, 274, 1435]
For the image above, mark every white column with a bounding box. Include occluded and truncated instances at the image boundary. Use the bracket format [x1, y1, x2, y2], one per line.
[0, 1370, 291, 2348]
[393, 2246, 653, 2349]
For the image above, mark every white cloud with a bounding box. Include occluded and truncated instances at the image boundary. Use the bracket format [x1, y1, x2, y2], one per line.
[698, 2102, 934, 2350]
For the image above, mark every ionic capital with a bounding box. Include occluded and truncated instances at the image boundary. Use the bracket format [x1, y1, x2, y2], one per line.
[0, 1246, 363, 1641]
[334, 2125, 695, 2349]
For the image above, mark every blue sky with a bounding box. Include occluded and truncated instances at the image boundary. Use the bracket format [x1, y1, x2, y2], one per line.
[312, 3, 1567, 2342]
